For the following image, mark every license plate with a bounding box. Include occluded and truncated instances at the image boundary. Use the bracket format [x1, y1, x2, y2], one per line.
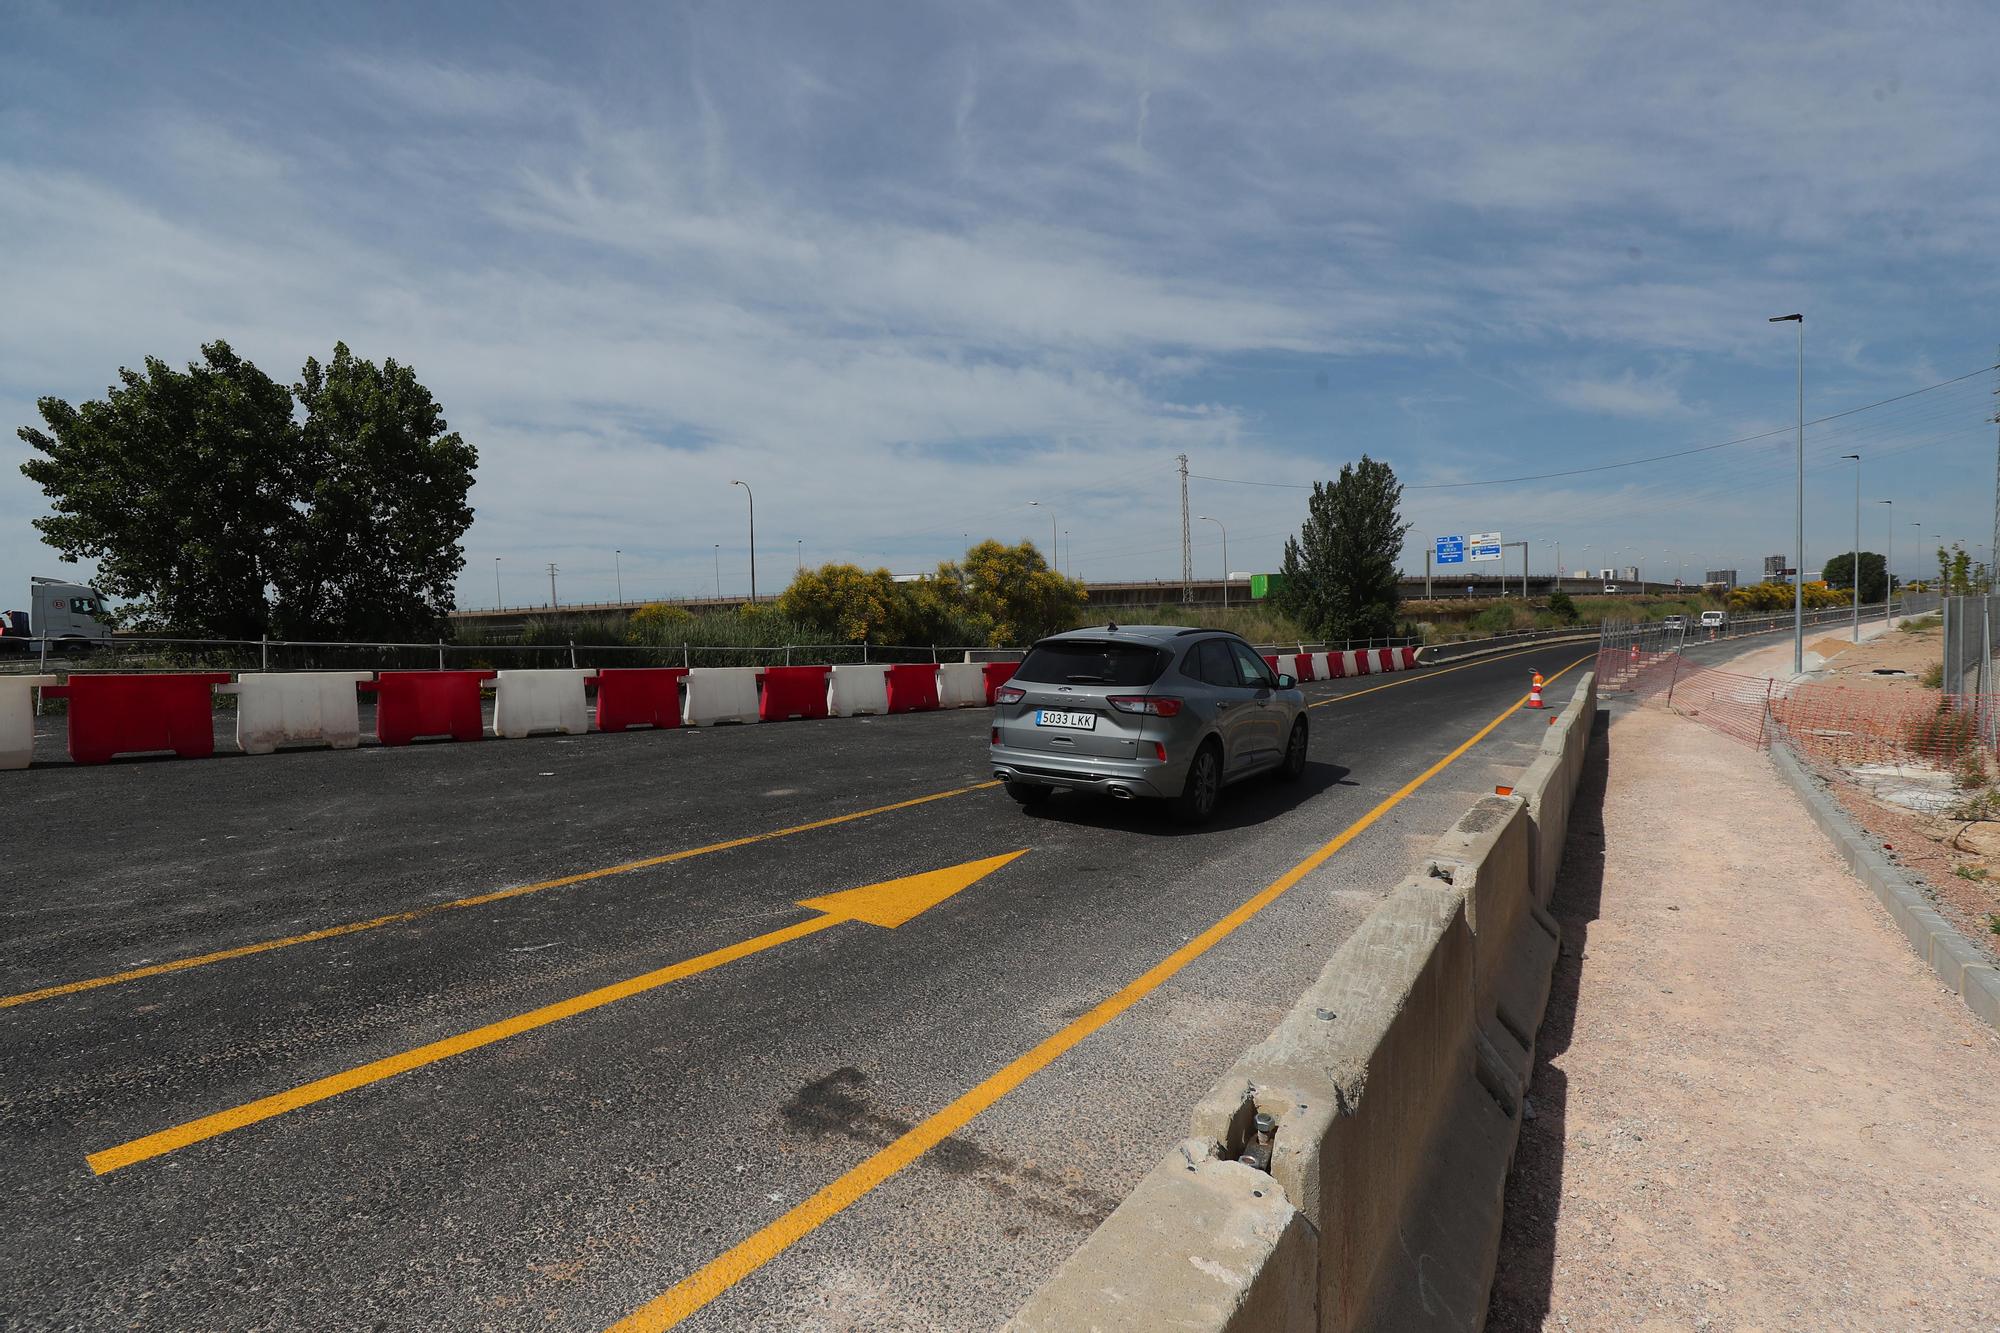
[1035, 709, 1097, 731]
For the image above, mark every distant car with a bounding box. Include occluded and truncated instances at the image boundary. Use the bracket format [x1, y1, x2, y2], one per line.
[1699, 610, 1727, 630]
[988, 624, 1308, 825]
[1602, 583, 1620, 594]
[1661, 614, 1686, 632]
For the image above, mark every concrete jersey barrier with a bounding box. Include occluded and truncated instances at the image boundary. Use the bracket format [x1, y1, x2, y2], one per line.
[1013, 670, 1602, 1332]
[233, 671, 374, 755]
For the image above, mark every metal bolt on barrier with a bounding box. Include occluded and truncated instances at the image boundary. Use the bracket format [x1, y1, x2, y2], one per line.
[1236, 1111, 1278, 1173]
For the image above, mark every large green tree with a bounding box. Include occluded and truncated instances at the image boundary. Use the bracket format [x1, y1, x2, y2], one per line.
[18, 341, 476, 640]
[1821, 551, 1887, 604]
[18, 341, 297, 638]
[1274, 456, 1412, 642]
[279, 344, 477, 640]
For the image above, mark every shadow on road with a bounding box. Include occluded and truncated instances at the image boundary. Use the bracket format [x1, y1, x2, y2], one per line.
[1486, 708, 1610, 1330]
[1012, 758, 1352, 836]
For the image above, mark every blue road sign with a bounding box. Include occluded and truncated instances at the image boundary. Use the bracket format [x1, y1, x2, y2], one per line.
[1434, 535, 1466, 565]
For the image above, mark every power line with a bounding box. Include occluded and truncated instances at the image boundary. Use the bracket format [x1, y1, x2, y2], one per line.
[1191, 362, 1999, 494]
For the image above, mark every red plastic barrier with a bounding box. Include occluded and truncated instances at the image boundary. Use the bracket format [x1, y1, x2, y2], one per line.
[1292, 654, 1316, 682]
[1324, 653, 1346, 679]
[760, 665, 831, 721]
[1354, 651, 1372, 676]
[595, 668, 686, 732]
[1399, 646, 1420, 669]
[53, 672, 232, 765]
[370, 670, 495, 745]
[980, 662, 1018, 703]
[1262, 655, 1281, 678]
[1375, 648, 1396, 672]
[884, 663, 940, 714]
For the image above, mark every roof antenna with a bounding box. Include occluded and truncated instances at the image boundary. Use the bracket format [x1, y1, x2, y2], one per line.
[1106, 620, 1119, 632]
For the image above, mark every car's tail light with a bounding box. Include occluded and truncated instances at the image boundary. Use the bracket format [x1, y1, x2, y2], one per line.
[994, 686, 1026, 704]
[990, 726, 1000, 745]
[1152, 741, 1168, 762]
[1108, 695, 1182, 717]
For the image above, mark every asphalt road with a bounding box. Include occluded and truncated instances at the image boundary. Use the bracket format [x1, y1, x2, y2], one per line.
[2, 645, 1591, 1331]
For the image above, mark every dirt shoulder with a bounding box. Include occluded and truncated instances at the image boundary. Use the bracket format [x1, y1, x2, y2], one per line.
[1489, 702, 2000, 1331]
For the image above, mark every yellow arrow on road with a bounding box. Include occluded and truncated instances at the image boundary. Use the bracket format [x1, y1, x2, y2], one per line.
[87, 850, 1027, 1177]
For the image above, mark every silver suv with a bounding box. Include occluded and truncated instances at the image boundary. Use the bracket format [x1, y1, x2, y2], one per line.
[988, 624, 1309, 824]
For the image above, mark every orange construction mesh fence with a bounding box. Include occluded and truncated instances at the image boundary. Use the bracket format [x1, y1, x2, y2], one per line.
[1598, 644, 1997, 771]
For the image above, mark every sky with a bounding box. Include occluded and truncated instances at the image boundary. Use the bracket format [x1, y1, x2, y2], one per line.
[3, 0, 1998, 608]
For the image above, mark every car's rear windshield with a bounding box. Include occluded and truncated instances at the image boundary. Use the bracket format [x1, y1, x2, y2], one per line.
[1014, 640, 1169, 686]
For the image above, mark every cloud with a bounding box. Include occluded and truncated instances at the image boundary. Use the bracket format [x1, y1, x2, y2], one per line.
[4, 0, 1998, 602]
[1549, 369, 1695, 419]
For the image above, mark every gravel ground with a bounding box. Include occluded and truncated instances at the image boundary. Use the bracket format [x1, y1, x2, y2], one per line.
[1489, 702, 2000, 1331]
[1685, 622, 2000, 963]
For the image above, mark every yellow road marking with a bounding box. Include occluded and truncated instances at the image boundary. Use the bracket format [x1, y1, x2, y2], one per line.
[87, 851, 1028, 1176]
[605, 653, 1596, 1331]
[1308, 642, 1558, 709]
[6, 780, 1003, 1011]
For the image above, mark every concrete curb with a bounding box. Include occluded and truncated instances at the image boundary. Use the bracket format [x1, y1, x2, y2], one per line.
[1768, 741, 2000, 1033]
[1009, 672, 1600, 1332]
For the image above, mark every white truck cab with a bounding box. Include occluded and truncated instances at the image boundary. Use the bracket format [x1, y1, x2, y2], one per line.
[0, 577, 113, 651]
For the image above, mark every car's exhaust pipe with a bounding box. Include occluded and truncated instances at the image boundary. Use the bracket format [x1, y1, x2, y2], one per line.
[1107, 785, 1135, 800]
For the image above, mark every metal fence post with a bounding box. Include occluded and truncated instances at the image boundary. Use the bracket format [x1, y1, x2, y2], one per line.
[436, 638, 445, 671]
[261, 635, 269, 672]
[568, 638, 578, 668]
[683, 642, 690, 669]
[862, 641, 870, 663]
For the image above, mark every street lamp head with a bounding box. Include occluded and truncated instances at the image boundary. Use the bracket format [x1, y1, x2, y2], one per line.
[1768, 313, 1803, 323]
[1841, 454, 1859, 461]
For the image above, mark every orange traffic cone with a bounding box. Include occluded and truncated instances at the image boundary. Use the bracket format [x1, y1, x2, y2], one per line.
[1527, 670, 1545, 709]
[1629, 642, 1640, 662]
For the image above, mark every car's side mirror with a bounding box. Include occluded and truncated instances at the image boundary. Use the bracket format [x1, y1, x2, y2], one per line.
[1276, 673, 1296, 690]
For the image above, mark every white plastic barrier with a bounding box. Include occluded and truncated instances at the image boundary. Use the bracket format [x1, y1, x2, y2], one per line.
[1281, 653, 1312, 682]
[494, 668, 596, 739]
[828, 664, 891, 717]
[1340, 650, 1367, 677]
[1310, 652, 1333, 679]
[936, 662, 986, 709]
[231, 671, 374, 756]
[683, 667, 760, 725]
[1, 675, 56, 770]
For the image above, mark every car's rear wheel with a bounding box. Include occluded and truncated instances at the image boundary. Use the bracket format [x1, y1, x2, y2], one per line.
[1171, 742, 1223, 826]
[1278, 718, 1308, 782]
[1005, 780, 1053, 808]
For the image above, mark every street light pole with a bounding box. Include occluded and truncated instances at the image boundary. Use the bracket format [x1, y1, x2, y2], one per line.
[615, 548, 623, 604]
[493, 556, 501, 610]
[713, 543, 721, 600]
[1770, 312, 1805, 674]
[1198, 515, 1228, 608]
[729, 480, 756, 603]
[1876, 500, 1893, 617]
[1840, 456, 1859, 640]
[1028, 501, 1057, 568]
